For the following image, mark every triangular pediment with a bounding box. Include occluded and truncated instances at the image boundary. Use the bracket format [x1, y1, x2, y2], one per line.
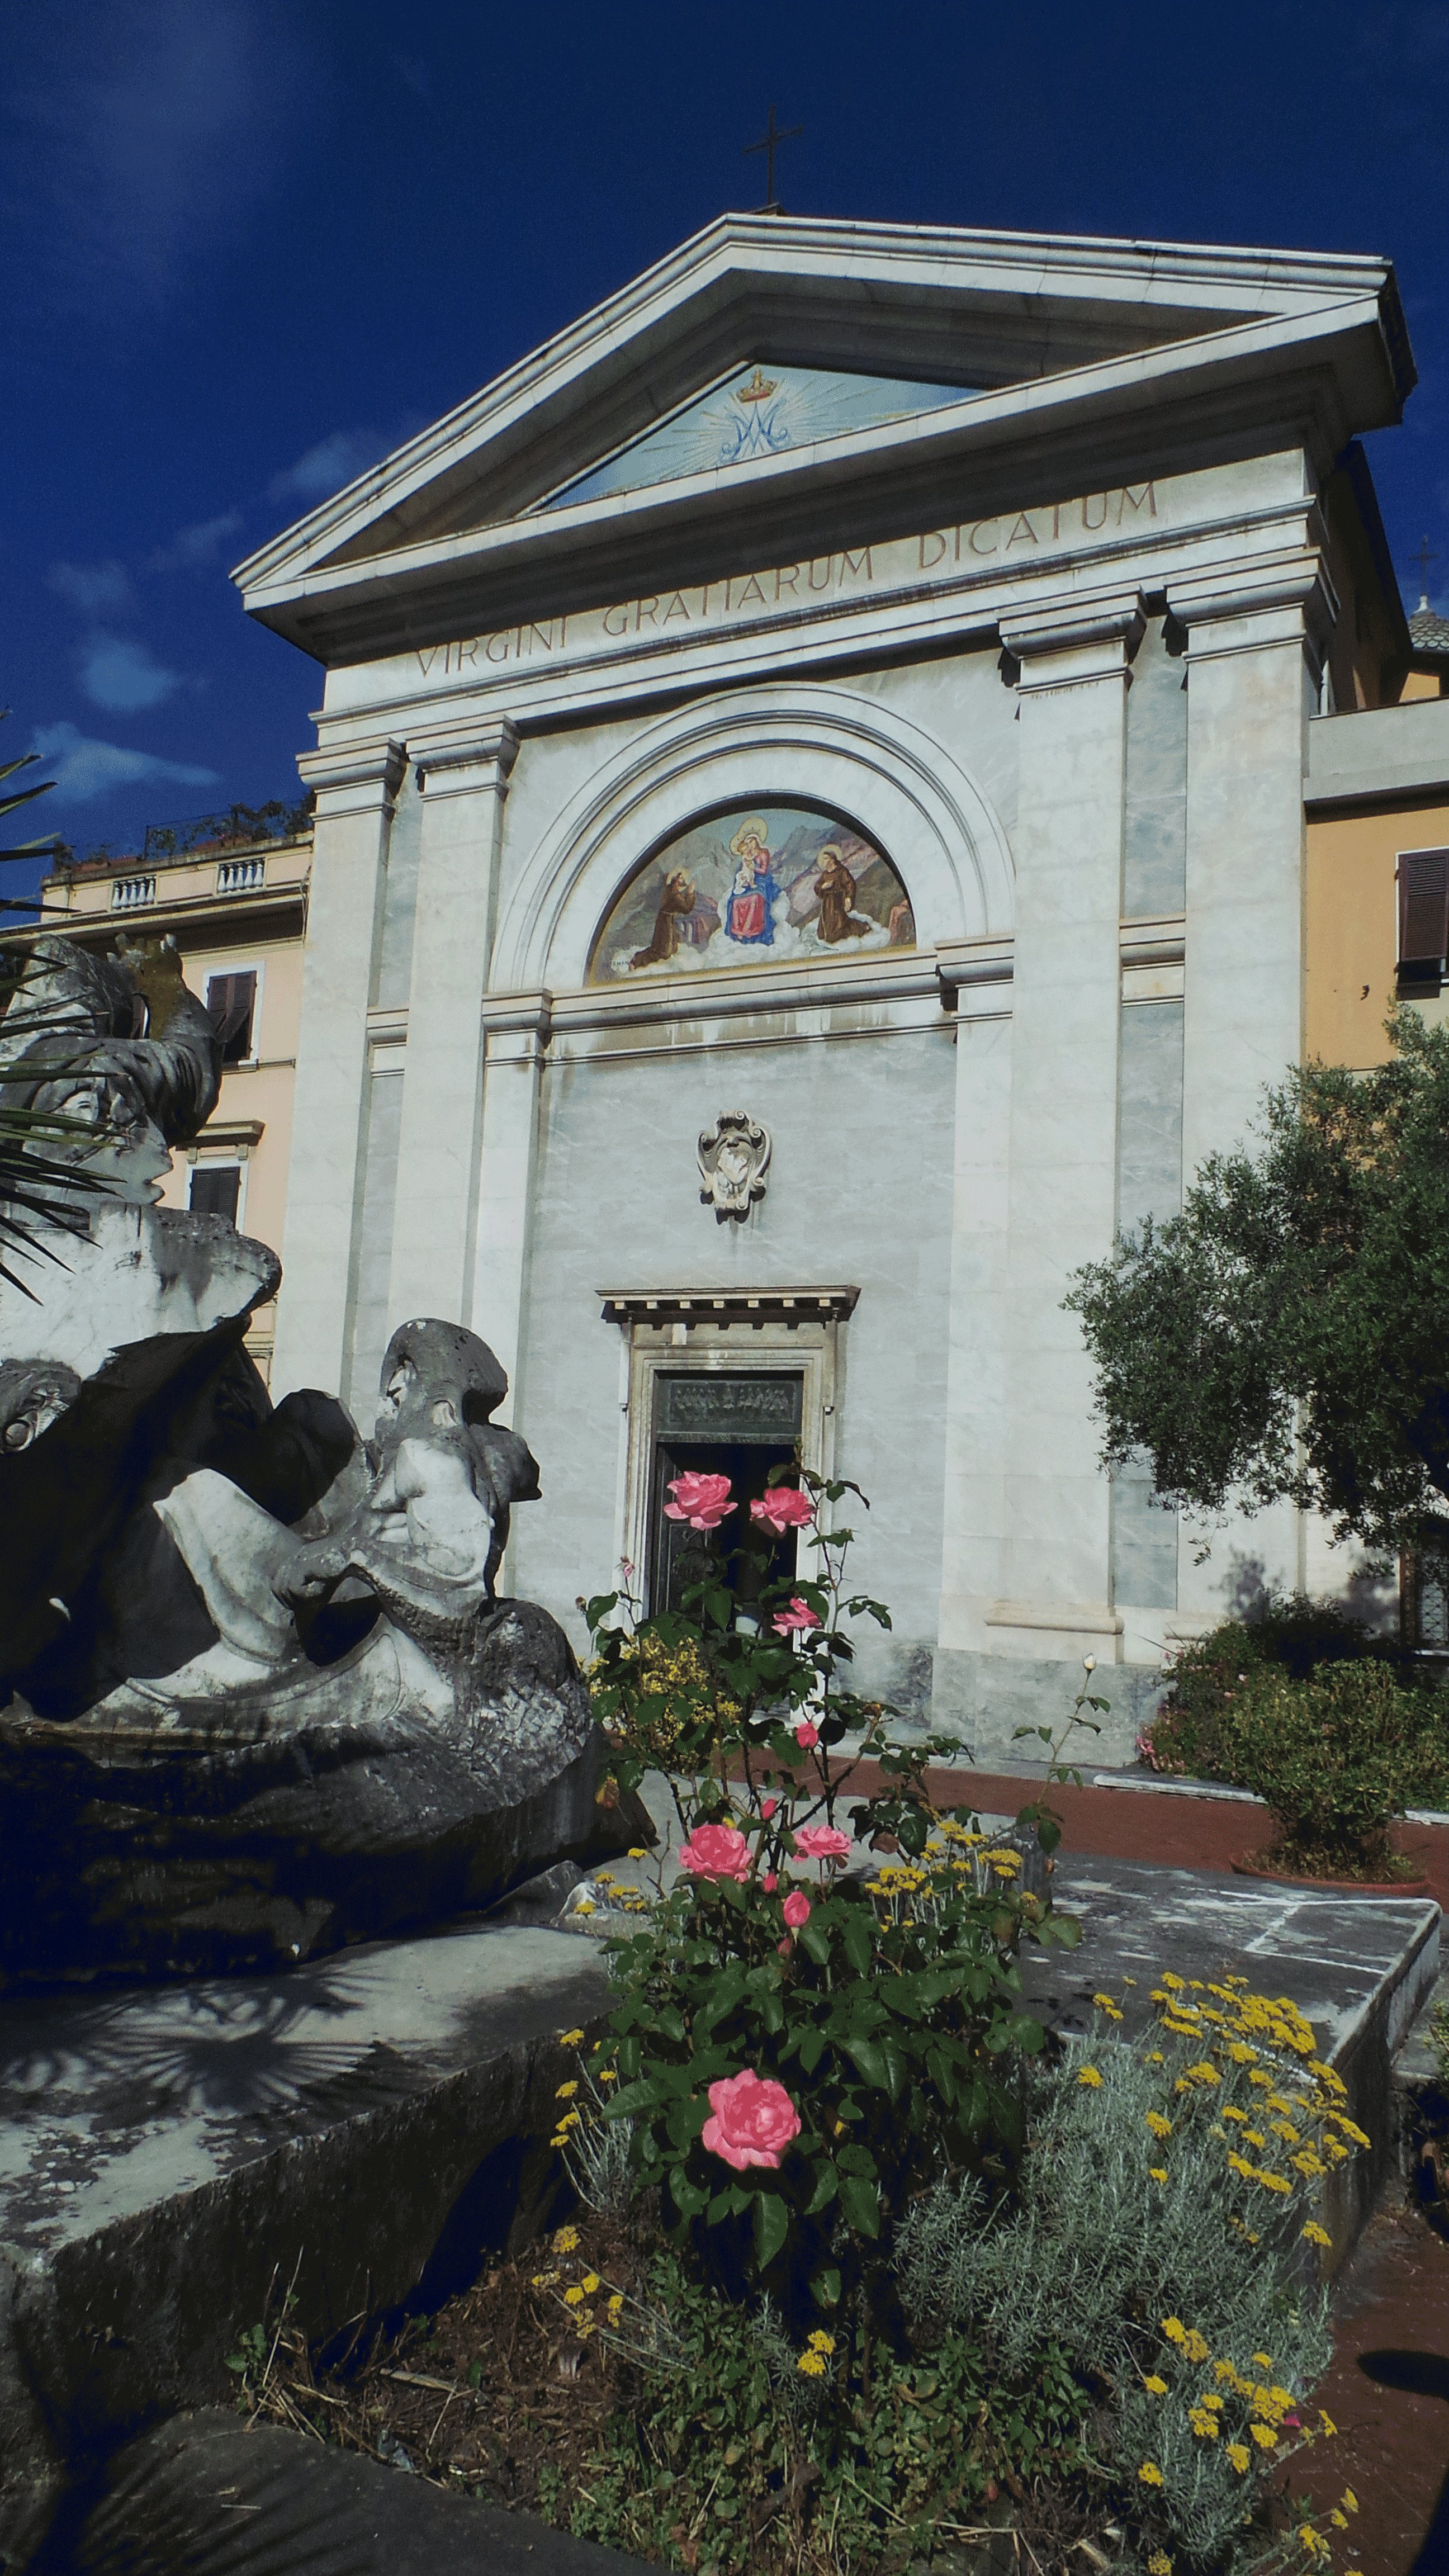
[534, 362, 986, 513]
[234, 213, 1413, 664]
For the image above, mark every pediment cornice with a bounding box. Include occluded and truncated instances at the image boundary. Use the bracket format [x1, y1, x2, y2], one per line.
[234, 214, 1413, 666]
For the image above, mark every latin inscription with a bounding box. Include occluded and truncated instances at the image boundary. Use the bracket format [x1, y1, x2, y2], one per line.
[414, 484, 1157, 680]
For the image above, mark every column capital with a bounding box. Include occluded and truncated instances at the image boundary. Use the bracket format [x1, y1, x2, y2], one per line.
[415, 721, 521, 800]
[296, 737, 406, 821]
[1164, 552, 1338, 666]
[1000, 588, 1145, 693]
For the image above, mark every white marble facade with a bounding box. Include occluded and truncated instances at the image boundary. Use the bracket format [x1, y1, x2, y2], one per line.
[236, 216, 1415, 1759]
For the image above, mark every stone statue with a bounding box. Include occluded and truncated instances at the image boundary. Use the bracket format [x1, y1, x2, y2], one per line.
[0, 936, 641, 1983]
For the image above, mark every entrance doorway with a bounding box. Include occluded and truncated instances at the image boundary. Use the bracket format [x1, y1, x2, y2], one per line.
[647, 1372, 804, 1620]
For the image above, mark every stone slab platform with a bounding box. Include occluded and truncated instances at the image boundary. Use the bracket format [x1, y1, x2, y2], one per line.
[1, 1856, 1437, 2561]
[32, 2409, 654, 2575]
[1022, 1857, 1440, 2264]
[0, 1921, 610, 2560]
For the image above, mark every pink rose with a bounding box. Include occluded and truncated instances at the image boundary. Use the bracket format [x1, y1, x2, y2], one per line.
[795, 1720, 820, 1750]
[782, 1889, 811, 1929]
[759, 1797, 777, 1821]
[663, 1472, 736, 1532]
[678, 1822, 751, 1882]
[762, 1870, 778, 1892]
[702, 2069, 802, 2171]
[773, 1597, 822, 1638]
[793, 1824, 851, 1864]
[751, 1486, 816, 1533]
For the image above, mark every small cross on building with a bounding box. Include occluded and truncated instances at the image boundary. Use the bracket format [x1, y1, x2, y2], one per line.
[745, 106, 802, 215]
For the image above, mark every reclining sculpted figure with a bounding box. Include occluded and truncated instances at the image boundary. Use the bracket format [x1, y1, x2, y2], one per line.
[0, 936, 637, 1982]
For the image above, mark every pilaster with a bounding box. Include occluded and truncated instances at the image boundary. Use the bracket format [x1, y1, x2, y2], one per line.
[1166, 553, 1332, 1609]
[992, 588, 1143, 1654]
[468, 991, 552, 1428]
[387, 724, 520, 1328]
[272, 738, 405, 1399]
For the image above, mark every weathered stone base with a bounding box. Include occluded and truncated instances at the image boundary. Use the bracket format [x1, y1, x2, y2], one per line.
[929, 1646, 1167, 1768]
[0, 1691, 646, 1988]
[0, 1920, 611, 2559]
[31, 2409, 654, 2575]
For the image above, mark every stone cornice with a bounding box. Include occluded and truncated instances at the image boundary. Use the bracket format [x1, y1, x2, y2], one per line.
[1001, 585, 1145, 690]
[599, 1284, 860, 1328]
[414, 721, 520, 798]
[1165, 549, 1338, 661]
[295, 738, 406, 821]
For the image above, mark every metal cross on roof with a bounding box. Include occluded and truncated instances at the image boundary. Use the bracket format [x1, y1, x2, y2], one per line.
[1414, 533, 1439, 612]
[744, 106, 802, 214]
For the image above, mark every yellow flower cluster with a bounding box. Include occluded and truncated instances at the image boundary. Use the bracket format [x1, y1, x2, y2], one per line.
[796, 2327, 836, 2376]
[1144, 2306, 1351, 2515]
[1117, 1971, 1368, 2240]
[531, 2233, 629, 2346]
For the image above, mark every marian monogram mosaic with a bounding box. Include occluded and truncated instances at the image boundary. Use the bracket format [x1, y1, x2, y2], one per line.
[587, 805, 915, 983]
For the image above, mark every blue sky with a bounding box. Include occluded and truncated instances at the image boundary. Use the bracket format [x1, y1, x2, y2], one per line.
[7, 0, 1449, 886]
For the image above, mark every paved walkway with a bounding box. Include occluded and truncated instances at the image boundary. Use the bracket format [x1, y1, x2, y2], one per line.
[833, 1758, 1449, 1911]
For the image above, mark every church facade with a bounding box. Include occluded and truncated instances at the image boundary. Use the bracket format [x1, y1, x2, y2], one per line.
[235, 216, 1416, 1759]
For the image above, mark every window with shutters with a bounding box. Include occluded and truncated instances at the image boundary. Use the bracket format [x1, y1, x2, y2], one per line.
[205, 969, 257, 1063]
[1396, 850, 1449, 996]
[189, 1163, 241, 1223]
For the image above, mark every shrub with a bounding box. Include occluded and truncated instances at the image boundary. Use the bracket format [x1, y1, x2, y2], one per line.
[539, 2244, 1086, 2573]
[1142, 1594, 1391, 1783]
[894, 1976, 1366, 2572]
[1232, 1658, 1432, 1876]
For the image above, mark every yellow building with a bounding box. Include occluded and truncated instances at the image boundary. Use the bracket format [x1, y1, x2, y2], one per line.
[35, 817, 311, 1382]
[1305, 605, 1449, 1653]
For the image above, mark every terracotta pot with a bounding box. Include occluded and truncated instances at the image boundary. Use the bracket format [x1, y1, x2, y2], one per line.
[1232, 1849, 1435, 1899]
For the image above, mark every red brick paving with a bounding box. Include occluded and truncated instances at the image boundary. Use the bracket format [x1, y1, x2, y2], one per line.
[1296, 2203, 1449, 2576]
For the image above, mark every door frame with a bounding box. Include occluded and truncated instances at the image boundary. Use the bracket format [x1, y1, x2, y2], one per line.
[599, 1287, 857, 1609]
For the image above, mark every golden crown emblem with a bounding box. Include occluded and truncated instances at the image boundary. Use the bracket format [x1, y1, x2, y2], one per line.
[733, 367, 778, 405]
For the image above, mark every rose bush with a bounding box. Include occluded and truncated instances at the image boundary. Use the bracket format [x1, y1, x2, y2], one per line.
[584, 1468, 1083, 2325]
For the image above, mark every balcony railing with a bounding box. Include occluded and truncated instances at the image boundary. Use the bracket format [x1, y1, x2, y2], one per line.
[216, 856, 266, 894]
[111, 875, 157, 911]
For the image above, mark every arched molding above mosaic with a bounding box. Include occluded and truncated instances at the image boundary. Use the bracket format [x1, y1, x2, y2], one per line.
[490, 682, 1015, 997]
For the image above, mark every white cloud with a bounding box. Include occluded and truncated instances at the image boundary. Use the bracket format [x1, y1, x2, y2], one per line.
[47, 558, 132, 615]
[30, 722, 219, 808]
[79, 634, 188, 714]
[2, 2, 314, 318]
[268, 428, 392, 504]
[148, 510, 245, 572]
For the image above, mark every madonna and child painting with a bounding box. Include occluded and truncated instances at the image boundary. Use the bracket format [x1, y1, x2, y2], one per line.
[588, 804, 915, 982]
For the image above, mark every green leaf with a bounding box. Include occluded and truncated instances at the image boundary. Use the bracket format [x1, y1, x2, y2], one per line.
[840, 2036, 891, 2091]
[753, 2188, 789, 2270]
[811, 2264, 842, 2309]
[797, 1916, 832, 1967]
[606, 2078, 661, 2119]
[804, 2160, 839, 2215]
[839, 2171, 880, 2237]
[841, 1911, 873, 1976]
